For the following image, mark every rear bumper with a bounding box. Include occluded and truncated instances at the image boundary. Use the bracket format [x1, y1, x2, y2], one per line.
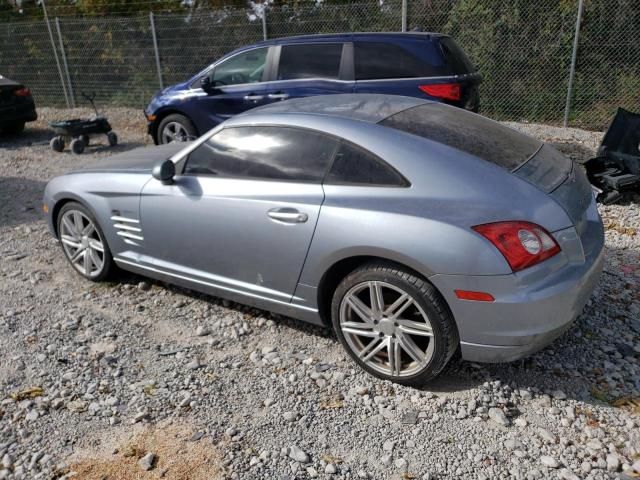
[430, 228, 605, 363]
[0, 100, 37, 126]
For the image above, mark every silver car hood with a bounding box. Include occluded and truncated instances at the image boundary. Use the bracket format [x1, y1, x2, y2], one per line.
[69, 142, 189, 174]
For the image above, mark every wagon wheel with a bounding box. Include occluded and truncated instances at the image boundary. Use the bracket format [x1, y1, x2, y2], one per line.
[50, 136, 65, 153]
[80, 134, 90, 146]
[107, 131, 118, 147]
[70, 138, 85, 155]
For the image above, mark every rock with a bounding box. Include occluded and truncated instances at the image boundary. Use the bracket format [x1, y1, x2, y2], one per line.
[288, 446, 309, 463]
[383, 440, 396, 452]
[551, 390, 567, 400]
[306, 466, 318, 478]
[325, 464, 337, 474]
[606, 453, 620, 472]
[540, 456, 559, 468]
[538, 428, 556, 444]
[395, 458, 408, 470]
[67, 400, 88, 413]
[381, 453, 393, 466]
[283, 411, 298, 422]
[138, 452, 156, 471]
[514, 417, 528, 428]
[137, 281, 151, 291]
[488, 408, 510, 426]
[195, 325, 210, 336]
[559, 468, 580, 480]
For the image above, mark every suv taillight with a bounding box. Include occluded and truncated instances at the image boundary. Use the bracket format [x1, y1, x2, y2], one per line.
[472, 221, 561, 272]
[419, 83, 461, 102]
[13, 87, 31, 97]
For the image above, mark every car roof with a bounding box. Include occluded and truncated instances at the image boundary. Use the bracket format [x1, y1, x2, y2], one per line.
[243, 93, 432, 124]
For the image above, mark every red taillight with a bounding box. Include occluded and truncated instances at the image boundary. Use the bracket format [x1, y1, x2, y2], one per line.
[13, 87, 30, 97]
[472, 221, 561, 272]
[419, 83, 461, 101]
[454, 290, 495, 302]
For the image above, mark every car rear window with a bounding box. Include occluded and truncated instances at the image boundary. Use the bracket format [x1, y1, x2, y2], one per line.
[278, 43, 343, 80]
[438, 37, 476, 74]
[380, 103, 541, 171]
[354, 42, 441, 80]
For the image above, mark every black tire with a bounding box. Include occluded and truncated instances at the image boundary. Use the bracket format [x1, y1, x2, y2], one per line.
[50, 136, 65, 152]
[331, 261, 459, 386]
[107, 131, 118, 147]
[3, 122, 25, 135]
[70, 138, 85, 155]
[157, 114, 197, 144]
[57, 201, 115, 282]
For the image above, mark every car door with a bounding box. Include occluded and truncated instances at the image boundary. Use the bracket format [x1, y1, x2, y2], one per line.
[261, 42, 354, 106]
[187, 46, 274, 132]
[138, 125, 338, 304]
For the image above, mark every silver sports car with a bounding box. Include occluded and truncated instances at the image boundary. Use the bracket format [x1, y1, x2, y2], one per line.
[43, 94, 604, 385]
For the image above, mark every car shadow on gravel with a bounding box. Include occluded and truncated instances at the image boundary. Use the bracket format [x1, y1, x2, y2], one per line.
[0, 127, 52, 149]
[0, 176, 46, 229]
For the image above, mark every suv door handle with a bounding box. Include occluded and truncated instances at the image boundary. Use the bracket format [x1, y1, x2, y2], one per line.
[267, 208, 308, 224]
[268, 93, 290, 100]
[244, 94, 264, 101]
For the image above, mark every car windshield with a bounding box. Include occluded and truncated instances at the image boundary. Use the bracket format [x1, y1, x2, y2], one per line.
[380, 103, 542, 171]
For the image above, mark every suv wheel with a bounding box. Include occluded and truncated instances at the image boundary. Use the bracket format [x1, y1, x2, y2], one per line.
[157, 114, 197, 144]
[332, 261, 458, 386]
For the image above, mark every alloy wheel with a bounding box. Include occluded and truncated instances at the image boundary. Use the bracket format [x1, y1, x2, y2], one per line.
[339, 281, 435, 377]
[161, 121, 189, 143]
[59, 210, 105, 278]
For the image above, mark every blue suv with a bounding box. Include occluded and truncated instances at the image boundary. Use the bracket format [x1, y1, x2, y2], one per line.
[145, 32, 481, 144]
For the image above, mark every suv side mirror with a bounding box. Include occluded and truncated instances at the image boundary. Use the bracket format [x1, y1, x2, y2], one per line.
[200, 76, 219, 94]
[152, 158, 175, 185]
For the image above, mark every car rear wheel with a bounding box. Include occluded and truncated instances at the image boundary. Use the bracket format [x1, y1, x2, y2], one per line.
[158, 114, 196, 144]
[331, 261, 458, 386]
[57, 202, 114, 281]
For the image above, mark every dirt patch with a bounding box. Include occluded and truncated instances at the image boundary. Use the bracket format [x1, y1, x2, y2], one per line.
[64, 422, 222, 480]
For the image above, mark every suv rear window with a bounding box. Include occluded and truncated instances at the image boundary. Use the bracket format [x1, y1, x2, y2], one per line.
[354, 42, 438, 80]
[439, 37, 475, 74]
[380, 103, 541, 171]
[278, 43, 343, 80]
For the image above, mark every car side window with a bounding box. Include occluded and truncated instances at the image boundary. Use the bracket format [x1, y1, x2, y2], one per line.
[354, 42, 434, 80]
[184, 126, 338, 183]
[325, 142, 408, 186]
[278, 43, 343, 80]
[209, 47, 268, 87]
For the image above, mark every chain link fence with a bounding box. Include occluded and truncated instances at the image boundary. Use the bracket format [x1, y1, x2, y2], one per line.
[0, 0, 638, 130]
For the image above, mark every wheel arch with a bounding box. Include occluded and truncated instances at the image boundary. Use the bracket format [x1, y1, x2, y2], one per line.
[152, 108, 198, 144]
[51, 195, 98, 239]
[316, 254, 448, 327]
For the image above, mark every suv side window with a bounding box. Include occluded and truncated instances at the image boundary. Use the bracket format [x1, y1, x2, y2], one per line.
[325, 142, 408, 186]
[184, 126, 338, 183]
[209, 47, 268, 86]
[278, 43, 343, 80]
[354, 42, 434, 80]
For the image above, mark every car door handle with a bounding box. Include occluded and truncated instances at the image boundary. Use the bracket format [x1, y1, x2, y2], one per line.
[268, 93, 290, 100]
[244, 94, 264, 101]
[267, 208, 308, 223]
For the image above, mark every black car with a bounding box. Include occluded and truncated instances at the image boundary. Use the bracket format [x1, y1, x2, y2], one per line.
[145, 33, 482, 144]
[0, 75, 37, 134]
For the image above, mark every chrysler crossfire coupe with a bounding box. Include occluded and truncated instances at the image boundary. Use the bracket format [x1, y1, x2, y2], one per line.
[43, 94, 604, 385]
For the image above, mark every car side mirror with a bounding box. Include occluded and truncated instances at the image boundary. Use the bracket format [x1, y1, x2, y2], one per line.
[200, 76, 219, 95]
[152, 158, 175, 185]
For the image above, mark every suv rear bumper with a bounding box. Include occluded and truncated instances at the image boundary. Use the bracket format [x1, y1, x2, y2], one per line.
[0, 101, 37, 127]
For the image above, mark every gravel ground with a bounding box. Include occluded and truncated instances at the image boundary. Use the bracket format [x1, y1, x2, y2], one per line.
[0, 108, 639, 480]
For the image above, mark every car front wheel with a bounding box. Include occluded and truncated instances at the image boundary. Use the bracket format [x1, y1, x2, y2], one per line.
[57, 202, 114, 281]
[157, 114, 197, 144]
[332, 262, 458, 386]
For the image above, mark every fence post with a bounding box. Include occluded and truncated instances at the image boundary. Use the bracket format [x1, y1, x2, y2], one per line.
[41, 0, 70, 107]
[563, 0, 584, 127]
[149, 12, 164, 90]
[262, 5, 268, 41]
[401, 0, 407, 32]
[55, 18, 75, 108]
